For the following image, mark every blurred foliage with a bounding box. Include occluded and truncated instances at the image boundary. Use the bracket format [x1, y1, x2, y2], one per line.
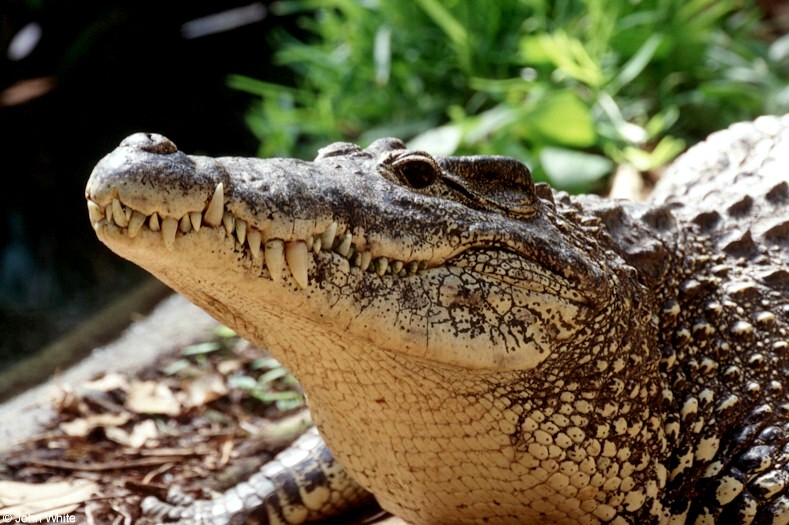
[231, 0, 789, 191]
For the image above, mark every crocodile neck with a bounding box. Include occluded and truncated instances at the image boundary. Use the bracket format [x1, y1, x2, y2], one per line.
[275, 192, 673, 523]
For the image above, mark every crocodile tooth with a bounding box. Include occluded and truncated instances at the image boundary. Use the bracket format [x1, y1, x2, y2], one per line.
[360, 251, 372, 272]
[306, 236, 314, 252]
[161, 218, 178, 251]
[351, 252, 361, 267]
[235, 219, 247, 245]
[203, 183, 224, 227]
[87, 201, 104, 224]
[320, 222, 338, 249]
[223, 212, 235, 236]
[374, 257, 389, 276]
[104, 205, 114, 226]
[285, 241, 309, 289]
[149, 213, 161, 232]
[128, 211, 147, 238]
[406, 261, 418, 274]
[336, 232, 353, 258]
[312, 237, 322, 254]
[179, 215, 192, 233]
[190, 212, 202, 231]
[265, 240, 285, 281]
[124, 206, 132, 222]
[247, 229, 261, 259]
[390, 260, 404, 274]
[112, 199, 129, 227]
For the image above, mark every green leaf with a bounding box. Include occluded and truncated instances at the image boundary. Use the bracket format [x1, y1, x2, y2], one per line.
[228, 75, 303, 99]
[257, 367, 291, 386]
[520, 32, 603, 88]
[413, 0, 471, 70]
[275, 398, 306, 411]
[619, 135, 685, 171]
[528, 91, 596, 147]
[539, 147, 613, 191]
[408, 125, 463, 155]
[608, 34, 663, 94]
[469, 76, 534, 95]
[373, 25, 392, 86]
[182, 342, 221, 356]
[252, 390, 304, 406]
[163, 359, 191, 376]
[251, 357, 283, 370]
[213, 325, 237, 339]
[463, 104, 522, 145]
[519, 34, 555, 66]
[768, 33, 789, 62]
[596, 93, 647, 144]
[645, 107, 680, 139]
[678, 0, 737, 29]
[412, 0, 468, 49]
[228, 375, 257, 390]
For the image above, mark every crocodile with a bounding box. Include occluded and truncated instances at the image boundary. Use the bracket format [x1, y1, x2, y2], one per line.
[85, 115, 789, 524]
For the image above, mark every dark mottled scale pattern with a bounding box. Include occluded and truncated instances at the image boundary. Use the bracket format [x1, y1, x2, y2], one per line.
[546, 115, 788, 523]
[636, 115, 789, 524]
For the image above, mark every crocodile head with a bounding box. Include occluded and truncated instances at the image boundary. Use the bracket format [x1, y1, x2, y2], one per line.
[86, 133, 661, 523]
[86, 133, 621, 371]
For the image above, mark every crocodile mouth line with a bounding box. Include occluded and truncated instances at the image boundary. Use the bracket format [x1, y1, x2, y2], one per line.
[87, 182, 432, 289]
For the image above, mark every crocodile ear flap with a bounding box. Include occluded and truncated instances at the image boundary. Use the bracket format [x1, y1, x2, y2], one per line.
[439, 156, 538, 216]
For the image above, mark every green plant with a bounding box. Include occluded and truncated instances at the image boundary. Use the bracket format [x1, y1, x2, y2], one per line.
[232, 0, 788, 191]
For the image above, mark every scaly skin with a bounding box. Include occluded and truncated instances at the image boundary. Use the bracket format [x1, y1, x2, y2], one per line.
[86, 116, 788, 524]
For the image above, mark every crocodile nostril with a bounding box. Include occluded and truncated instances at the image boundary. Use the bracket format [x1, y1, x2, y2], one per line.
[120, 132, 178, 154]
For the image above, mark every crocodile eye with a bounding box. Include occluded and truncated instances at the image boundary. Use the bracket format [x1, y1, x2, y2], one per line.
[438, 156, 538, 217]
[391, 154, 440, 189]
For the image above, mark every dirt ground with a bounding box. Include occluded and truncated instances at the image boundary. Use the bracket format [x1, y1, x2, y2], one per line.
[0, 289, 400, 524]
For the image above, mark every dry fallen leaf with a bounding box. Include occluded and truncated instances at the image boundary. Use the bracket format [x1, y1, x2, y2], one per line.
[59, 412, 131, 437]
[216, 358, 242, 375]
[0, 479, 98, 520]
[80, 372, 130, 392]
[182, 372, 228, 407]
[125, 380, 181, 416]
[105, 419, 158, 448]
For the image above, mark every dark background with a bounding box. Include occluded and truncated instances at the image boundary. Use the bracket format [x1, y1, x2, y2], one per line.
[0, 1, 294, 364]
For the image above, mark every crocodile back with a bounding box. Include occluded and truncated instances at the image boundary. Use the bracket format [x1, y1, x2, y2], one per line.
[651, 115, 789, 267]
[645, 115, 789, 523]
